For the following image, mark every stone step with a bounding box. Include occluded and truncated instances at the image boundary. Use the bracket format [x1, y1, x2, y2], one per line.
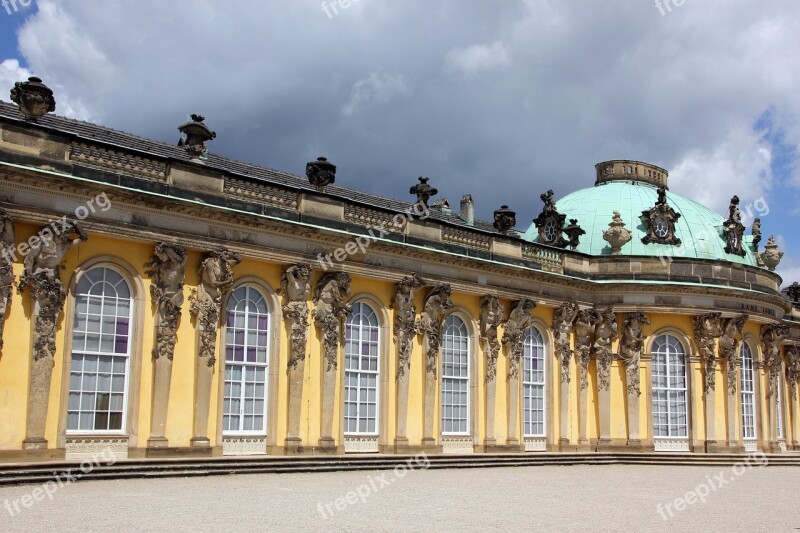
[1, 453, 797, 486]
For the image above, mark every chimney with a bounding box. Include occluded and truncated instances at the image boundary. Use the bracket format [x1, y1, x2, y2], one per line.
[460, 194, 474, 226]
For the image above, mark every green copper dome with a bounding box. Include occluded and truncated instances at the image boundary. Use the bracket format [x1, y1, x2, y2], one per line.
[523, 179, 760, 266]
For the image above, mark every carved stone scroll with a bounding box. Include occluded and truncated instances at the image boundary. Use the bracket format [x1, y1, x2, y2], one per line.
[619, 312, 649, 446]
[480, 295, 504, 382]
[419, 285, 453, 378]
[619, 313, 649, 397]
[592, 307, 617, 449]
[18, 220, 86, 448]
[719, 314, 748, 395]
[552, 301, 578, 384]
[692, 313, 723, 395]
[281, 264, 312, 368]
[502, 299, 536, 379]
[392, 274, 424, 449]
[190, 248, 241, 367]
[189, 247, 240, 447]
[144, 242, 186, 447]
[501, 299, 535, 446]
[761, 324, 787, 399]
[787, 346, 800, 401]
[313, 271, 352, 448]
[420, 284, 453, 446]
[0, 208, 15, 352]
[281, 263, 312, 448]
[574, 309, 597, 391]
[393, 274, 424, 378]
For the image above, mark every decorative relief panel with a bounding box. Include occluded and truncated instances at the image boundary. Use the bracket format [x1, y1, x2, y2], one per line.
[71, 142, 168, 182]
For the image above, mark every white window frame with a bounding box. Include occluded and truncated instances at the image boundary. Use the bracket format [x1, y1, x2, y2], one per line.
[739, 342, 757, 441]
[441, 314, 470, 436]
[522, 327, 546, 438]
[651, 334, 689, 440]
[223, 285, 270, 436]
[343, 301, 381, 436]
[67, 267, 134, 436]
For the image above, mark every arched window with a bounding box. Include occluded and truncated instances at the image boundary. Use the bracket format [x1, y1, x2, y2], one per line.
[343, 301, 380, 435]
[441, 315, 470, 435]
[739, 343, 757, 442]
[67, 267, 133, 433]
[224, 285, 270, 434]
[651, 334, 688, 439]
[522, 328, 546, 437]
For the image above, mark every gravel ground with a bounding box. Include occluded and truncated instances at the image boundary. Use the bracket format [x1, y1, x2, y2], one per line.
[0, 464, 798, 532]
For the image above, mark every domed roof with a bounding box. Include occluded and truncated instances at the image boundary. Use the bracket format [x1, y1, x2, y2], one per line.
[523, 180, 759, 266]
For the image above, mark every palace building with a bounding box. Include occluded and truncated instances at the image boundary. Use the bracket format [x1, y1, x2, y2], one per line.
[0, 76, 799, 461]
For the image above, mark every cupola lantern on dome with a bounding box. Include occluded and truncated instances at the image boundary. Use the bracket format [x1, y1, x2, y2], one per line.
[595, 160, 668, 189]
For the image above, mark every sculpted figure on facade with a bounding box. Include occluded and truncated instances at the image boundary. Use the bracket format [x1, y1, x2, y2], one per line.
[786, 345, 800, 401]
[18, 220, 87, 361]
[592, 308, 618, 391]
[145, 243, 187, 361]
[392, 274, 425, 377]
[189, 247, 241, 367]
[692, 312, 723, 394]
[501, 299, 536, 379]
[0, 208, 14, 351]
[761, 324, 788, 398]
[418, 284, 453, 377]
[573, 308, 598, 391]
[313, 272, 352, 371]
[480, 295, 504, 382]
[718, 314, 748, 394]
[281, 263, 312, 368]
[552, 300, 579, 383]
[619, 313, 649, 396]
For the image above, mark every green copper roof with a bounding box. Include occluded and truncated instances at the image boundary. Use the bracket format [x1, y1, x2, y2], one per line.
[523, 181, 759, 266]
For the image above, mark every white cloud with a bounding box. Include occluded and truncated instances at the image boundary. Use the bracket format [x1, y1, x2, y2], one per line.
[342, 72, 409, 117]
[444, 42, 510, 76]
[670, 125, 773, 215]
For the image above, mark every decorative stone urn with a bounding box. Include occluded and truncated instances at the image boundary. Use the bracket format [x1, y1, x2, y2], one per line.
[759, 235, 784, 271]
[603, 211, 632, 255]
[10, 77, 56, 120]
[493, 205, 516, 233]
[178, 114, 216, 159]
[306, 156, 336, 191]
[410, 177, 438, 208]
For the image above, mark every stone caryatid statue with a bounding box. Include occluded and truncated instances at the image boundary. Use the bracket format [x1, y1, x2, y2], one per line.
[592, 308, 618, 391]
[552, 300, 579, 384]
[281, 263, 312, 368]
[419, 284, 453, 378]
[718, 314, 748, 394]
[786, 346, 800, 401]
[502, 299, 536, 379]
[692, 312, 723, 394]
[18, 219, 86, 448]
[19, 220, 88, 361]
[145, 243, 187, 361]
[480, 295, 504, 382]
[312, 272, 352, 371]
[619, 313, 650, 396]
[574, 308, 598, 391]
[0, 208, 15, 352]
[761, 324, 788, 399]
[189, 247, 240, 448]
[190, 247, 241, 367]
[393, 274, 425, 377]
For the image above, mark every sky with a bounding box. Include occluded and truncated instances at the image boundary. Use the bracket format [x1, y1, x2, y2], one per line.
[0, 0, 799, 287]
